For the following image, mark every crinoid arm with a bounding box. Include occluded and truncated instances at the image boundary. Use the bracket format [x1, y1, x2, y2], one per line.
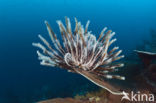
[33, 17, 125, 95]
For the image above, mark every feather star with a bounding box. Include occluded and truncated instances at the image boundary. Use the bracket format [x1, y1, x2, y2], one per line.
[33, 17, 125, 95]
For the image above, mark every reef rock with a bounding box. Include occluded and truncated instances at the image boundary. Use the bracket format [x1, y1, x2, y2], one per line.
[37, 94, 126, 103]
[37, 98, 84, 103]
[146, 64, 156, 81]
[134, 50, 156, 67]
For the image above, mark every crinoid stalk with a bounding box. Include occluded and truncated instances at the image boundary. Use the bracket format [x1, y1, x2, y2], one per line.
[33, 17, 125, 95]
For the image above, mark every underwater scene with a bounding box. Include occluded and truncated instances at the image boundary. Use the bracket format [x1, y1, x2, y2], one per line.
[0, 0, 156, 103]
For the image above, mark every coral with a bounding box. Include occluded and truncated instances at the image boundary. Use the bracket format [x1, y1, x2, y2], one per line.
[134, 50, 156, 67]
[38, 89, 124, 103]
[33, 17, 125, 95]
[38, 89, 154, 103]
[74, 89, 109, 100]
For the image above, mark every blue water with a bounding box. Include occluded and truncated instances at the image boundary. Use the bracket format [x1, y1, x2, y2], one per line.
[0, 0, 156, 102]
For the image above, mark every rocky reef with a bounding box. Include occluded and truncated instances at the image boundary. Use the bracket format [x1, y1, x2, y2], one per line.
[37, 89, 154, 103]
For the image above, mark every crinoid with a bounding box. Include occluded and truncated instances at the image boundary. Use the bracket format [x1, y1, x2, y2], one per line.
[33, 17, 125, 95]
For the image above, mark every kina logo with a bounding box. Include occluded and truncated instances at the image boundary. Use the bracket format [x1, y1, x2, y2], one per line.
[121, 91, 155, 102]
[121, 91, 130, 101]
